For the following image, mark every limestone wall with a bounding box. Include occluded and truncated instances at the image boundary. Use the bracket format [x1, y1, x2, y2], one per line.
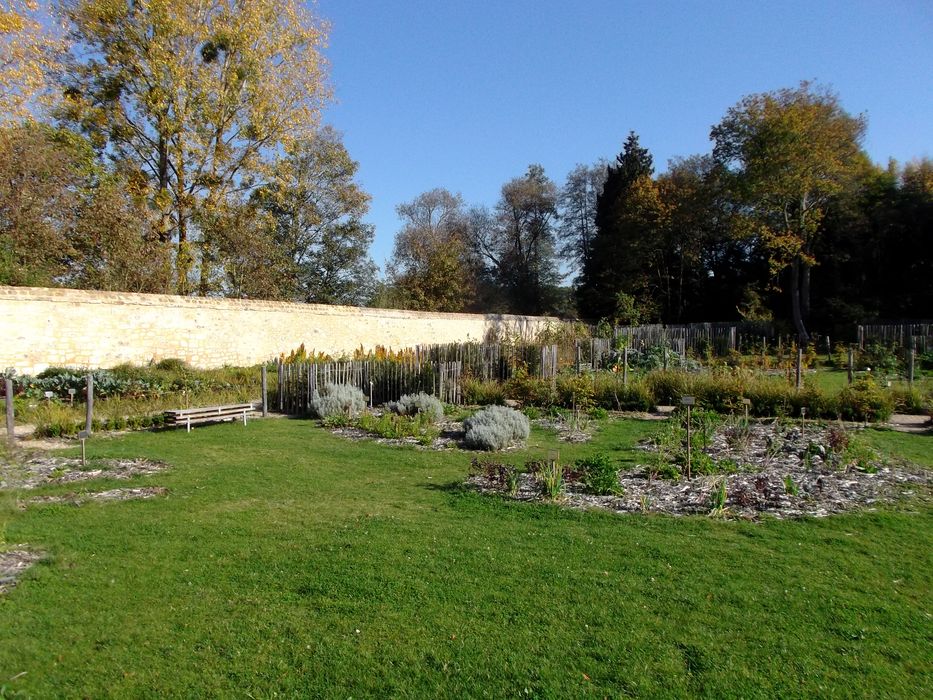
[0, 286, 560, 374]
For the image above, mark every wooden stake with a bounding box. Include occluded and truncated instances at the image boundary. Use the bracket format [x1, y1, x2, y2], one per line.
[261, 365, 268, 417]
[5, 378, 13, 443]
[85, 374, 94, 434]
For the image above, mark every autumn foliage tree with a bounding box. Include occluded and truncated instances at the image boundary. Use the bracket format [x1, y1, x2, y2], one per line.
[0, 0, 63, 121]
[58, 0, 331, 294]
[388, 188, 476, 312]
[711, 82, 867, 341]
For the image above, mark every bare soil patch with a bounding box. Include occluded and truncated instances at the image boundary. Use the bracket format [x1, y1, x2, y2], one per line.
[24, 486, 169, 507]
[0, 549, 44, 595]
[1, 456, 168, 490]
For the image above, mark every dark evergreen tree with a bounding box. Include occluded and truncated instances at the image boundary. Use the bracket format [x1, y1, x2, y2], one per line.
[576, 132, 655, 320]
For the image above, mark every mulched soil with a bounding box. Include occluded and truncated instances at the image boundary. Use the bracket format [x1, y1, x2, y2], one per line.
[0, 549, 44, 595]
[24, 486, 169, 507]
[0, 456, 168, 490]
[468, 421, 932, 520]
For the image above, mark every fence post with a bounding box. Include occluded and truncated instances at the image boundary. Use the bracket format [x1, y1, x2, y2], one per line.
[5, 377, 13, 443]
[85, 373, 94, 434]
[623, 346, 629, 386]
[795, 347, 803, 390]
[908, 347, 915, 386]
[261, 365, 268, 417]
[277, 361, 284, 411]
[848, 347, 854, 384]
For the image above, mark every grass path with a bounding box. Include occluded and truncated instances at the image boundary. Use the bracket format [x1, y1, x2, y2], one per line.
[1, 419, 931, 697]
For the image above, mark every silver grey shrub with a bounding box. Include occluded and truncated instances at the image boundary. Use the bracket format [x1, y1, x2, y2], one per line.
[463, 405, 530, 451]
[310, 383, 367, 419]
[388, 392, 444, 423]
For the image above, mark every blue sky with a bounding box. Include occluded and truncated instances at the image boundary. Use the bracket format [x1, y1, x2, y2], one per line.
[315, 0, 933, 271]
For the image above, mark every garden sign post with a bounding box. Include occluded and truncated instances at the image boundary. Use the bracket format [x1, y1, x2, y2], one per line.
[85, 374, 94, 435]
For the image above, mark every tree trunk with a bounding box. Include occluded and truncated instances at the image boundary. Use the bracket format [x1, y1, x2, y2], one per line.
[790, 258, 809, 343]
[175, 163, 191, 295]
[801, 262, 811, 320]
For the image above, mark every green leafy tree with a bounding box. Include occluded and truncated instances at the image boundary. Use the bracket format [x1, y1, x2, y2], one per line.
[711, 82, 867, 341]
[0, 121, 168, 290]
[388, 188, 477, 311]
[469, 165, 562, 315]
[254, 128, 377, 306]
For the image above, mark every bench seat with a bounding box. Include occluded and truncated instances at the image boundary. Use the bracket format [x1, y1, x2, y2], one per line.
[164, 403, 259, 432]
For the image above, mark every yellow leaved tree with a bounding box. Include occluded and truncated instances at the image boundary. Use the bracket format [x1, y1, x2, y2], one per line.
[59, 0, 331, 294]
[0, 0, 64, 121]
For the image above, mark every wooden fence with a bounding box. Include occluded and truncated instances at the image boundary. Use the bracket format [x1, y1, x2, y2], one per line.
[411, 343, 559, 381]
[275, 359, 463, 414]
[857, 323, 932, 352]
[611, 321, 774, 356]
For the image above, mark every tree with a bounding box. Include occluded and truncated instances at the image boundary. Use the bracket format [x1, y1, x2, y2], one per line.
[711, 82, 867, 341]
[0, 121, 169, 290]
[58, 0, 330, 294]
[469, 165, 562, 315]
[557, 161, 606, 276]
[253, 128, 377, 306]
[0, 0, 64, 121]
[576, 132, 661, 321]
[0, 122, 86, 284]
[388, 188, 476, 311]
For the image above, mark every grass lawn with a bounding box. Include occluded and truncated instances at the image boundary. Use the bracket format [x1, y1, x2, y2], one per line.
[1, 418, 931, 697]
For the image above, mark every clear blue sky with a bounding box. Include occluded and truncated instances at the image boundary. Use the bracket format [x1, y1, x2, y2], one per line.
[315, 0, 933, 272]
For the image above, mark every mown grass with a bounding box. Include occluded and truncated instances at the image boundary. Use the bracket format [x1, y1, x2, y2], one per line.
[0, 418, 931, 698]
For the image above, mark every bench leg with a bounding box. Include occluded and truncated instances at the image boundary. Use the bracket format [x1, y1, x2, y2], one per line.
[187, 416, 191, 433]
[242, 410, 247, 427]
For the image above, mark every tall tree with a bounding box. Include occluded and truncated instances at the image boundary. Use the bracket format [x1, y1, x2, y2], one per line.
[469, 165, 562, 315]
[0, 121, 169, 289]
[711, 82, 867, 341]
[388, 188, 476, 311]
[558, 161, 606, 276]
[576, 131, 660, 321]
[252, 128, 377, 305]
[58, 0, 330, 294]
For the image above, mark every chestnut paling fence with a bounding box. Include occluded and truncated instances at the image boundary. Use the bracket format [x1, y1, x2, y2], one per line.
[275, 359, 465, 413]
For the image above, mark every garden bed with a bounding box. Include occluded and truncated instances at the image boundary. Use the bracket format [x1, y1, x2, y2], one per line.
[0, 549, 44, 595]
[24, 486, 168, 507]
[0, 456, 168, 490]
[468, 421, 932, 519]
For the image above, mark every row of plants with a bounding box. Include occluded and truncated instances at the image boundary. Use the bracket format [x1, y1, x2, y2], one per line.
[463, 368, 929, 422]
[470, 452, 624, 499]
[309, 384, 532, 451]
[647, 409, 882, 482]
[2, 360, 262, 401]
[14, 388, 258, 438]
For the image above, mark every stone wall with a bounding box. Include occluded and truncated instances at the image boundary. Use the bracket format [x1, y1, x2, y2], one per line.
[0, 286, 560, 374]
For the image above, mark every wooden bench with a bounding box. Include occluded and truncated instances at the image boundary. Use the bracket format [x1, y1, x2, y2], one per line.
[164, 403, 259, 432]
